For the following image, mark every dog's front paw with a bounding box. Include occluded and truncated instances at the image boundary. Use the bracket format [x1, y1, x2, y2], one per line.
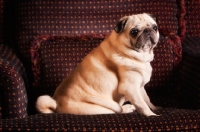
[122, 104, 136, 113]
[142, 109, 158, 116]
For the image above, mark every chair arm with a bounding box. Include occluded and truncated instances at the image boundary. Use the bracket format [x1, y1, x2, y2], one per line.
[0, 45, 28, 119]
[179, 37, 200, 109]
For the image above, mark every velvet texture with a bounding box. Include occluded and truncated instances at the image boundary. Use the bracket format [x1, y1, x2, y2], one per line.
[185, 1, 200, 37]
[13, 0, 180, 70]
[30, 34, 181, 108]
[1, 0, 200, 131]
[180, 37, 200, 109]
[0, 45, 28, 119]
[1, 108, 200, 131]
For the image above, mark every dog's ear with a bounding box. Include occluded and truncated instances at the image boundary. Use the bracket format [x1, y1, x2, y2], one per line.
[148, 14, 158, 23]
[114, 16, 128, 33]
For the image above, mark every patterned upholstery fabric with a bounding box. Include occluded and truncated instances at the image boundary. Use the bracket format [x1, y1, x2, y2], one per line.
[16, 0, 184, 115]
[30, 35, 103, 88]
[185, 1, 200, 37]
[0, 45, 28, 119]
[177, 0, 186, 40]
[30, 34, 182, 109]
[179, 37, 200, 109]
[1, 108, 200, 131]
[13, 0, 181, 73]
[1, 0, 200, 131]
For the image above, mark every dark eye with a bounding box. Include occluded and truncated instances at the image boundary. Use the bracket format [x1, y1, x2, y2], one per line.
[130, 28, 139, 37]
[153, 25, 158, 31]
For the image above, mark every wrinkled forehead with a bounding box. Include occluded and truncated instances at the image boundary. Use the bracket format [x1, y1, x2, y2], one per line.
[126, 14, 157, 28]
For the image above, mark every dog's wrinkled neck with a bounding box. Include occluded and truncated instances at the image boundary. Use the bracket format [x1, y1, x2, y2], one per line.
[117, 32, 155, 62]
[100, 31, 155, 64]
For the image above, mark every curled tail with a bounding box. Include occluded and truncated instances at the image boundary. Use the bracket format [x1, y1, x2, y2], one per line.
[36, 95, 57, 113]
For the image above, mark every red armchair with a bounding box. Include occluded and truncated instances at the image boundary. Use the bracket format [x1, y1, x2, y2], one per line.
[0, 0, 200, 131]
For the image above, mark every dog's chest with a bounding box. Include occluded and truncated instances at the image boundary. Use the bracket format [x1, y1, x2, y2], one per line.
[141, 62, 152, 85]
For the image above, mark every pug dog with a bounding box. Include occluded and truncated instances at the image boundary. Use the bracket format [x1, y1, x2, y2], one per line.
[36, 13, 160, 116]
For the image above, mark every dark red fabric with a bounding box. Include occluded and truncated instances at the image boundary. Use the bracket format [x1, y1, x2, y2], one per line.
[1, 108, 200, 131]
[185, 0, 200, 37]
[12, 1, 185, 100]
[31, 35, 103, 87]
[1, 0, 200, 131]
[177, 0, 186, 40]
[6, 0, 185, 116]
[14, 0, 180, 64]
[0, 45, 28, 119]
[30, 34, 182, 109]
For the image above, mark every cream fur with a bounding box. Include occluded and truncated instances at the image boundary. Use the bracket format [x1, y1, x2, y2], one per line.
[36, 13, 160, 116]
[36, 95, 57, 113]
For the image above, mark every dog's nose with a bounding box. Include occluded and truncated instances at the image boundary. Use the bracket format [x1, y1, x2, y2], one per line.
[143, 28, 151, 34]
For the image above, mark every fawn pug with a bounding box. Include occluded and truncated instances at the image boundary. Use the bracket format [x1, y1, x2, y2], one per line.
[36, 13, 160, 116]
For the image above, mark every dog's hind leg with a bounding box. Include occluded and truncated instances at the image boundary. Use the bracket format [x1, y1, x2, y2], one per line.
[122, 104, 136, 113]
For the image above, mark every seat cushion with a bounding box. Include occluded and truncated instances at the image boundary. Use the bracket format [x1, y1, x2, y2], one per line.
[1, 108, 200, 131]
[30, 33, 182, 108]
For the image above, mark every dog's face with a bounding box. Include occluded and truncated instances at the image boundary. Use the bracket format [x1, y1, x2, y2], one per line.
[114, 13, 159, 53]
